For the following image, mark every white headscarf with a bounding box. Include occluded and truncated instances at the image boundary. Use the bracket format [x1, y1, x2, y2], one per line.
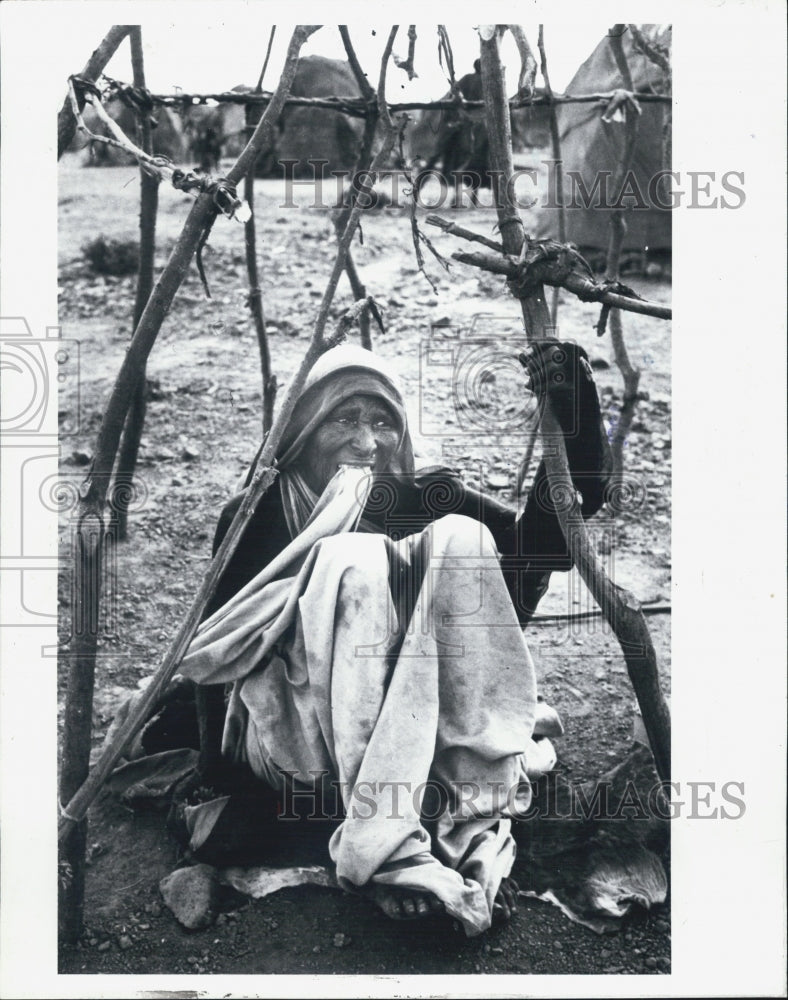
[244, 346, 416, 536]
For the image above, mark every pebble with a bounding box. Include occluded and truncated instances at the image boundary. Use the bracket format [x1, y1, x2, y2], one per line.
[491, 947, 504, 956]
[644, 956, 657, 970]
[654, 919, 669, 933]
[553, 940, 563, 950]
[160, 864, 220, 931]
[313, 945, 321, 954]
[98, 941, 111, 952]
[656, 956, 670, 971]
[181, 446, 200, 461]
[333, 932, 350, 948]
[144, 901, 162, 917]
[118, 935, 133, 950]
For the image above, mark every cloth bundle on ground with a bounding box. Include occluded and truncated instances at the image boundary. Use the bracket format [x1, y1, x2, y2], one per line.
[105, 342, 665, 935]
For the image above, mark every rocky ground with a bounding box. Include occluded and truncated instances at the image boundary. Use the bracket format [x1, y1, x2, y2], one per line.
[57, 151, 672, 979]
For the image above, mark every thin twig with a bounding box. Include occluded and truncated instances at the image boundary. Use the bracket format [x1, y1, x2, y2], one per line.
[393, 26, 418, 81]
[426, 215, 504, 253]
[255, 26, 277, 92]
[537, 26, 566, 326]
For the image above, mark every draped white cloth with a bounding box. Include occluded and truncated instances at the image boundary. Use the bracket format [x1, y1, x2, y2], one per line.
[182, 467, 546, 935]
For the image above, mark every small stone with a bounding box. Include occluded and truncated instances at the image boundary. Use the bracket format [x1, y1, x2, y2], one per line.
[118, 935, 133, 950]
[644, 956, 657, 970]
[486, 472, 510, 490]
[483, 944, 491, 954]
[137, 923, 150, 931]
[215, 913, 227, 926]
[160, 864, 220, 931]
[553, 940, 563, 950]
[97, 941, 111, 952]
[88, 938, 98, 947]
[656, 956, 670, 971]
[491, 946, 504, 956]
[70, 450, 92, 465]
[333, 932, 350, 948]
[654, 919, 669, 934]
[181, 446, 200, 461]
[155, 448, 175, 460]
[313, 945, 321, 954]
[187, 955, 199, 964]
[144, 901, 162, 917]
[170, 477, 183, 487]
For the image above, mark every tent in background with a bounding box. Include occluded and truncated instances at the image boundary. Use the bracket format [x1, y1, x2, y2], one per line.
[534, 25, 671, 254]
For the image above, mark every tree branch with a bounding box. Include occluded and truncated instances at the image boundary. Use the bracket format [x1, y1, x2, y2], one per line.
[57, 25, 133, 158]
[448, 246, 671, 320]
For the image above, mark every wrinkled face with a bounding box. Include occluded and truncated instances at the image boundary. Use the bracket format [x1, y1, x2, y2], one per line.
[294, 394, 401, 495]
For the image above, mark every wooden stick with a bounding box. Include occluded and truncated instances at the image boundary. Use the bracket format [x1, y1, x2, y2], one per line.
[537, 26, 566, 325]
[425, 214, 504, 254]
[57, 25, 133, 158]
[111, 28, 160, 542]
[605, 25, 644, 477]
[478, 26, 670, 781]
[507, 24, 538, 97]
[57, 25, 321, 846]
[244, 32, 278, 436]
[59, 28, 154, 945]
[628, 24, 672, 77]
[126, 90, 672, 113]
[450, 247, 672, 320]
[338, 25, 381, 350]
[57, 30, 407, 842]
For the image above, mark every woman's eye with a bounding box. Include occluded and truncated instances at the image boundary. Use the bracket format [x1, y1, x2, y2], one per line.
[374, 420, 394, 430]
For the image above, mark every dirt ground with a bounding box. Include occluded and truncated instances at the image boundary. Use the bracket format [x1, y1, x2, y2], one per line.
[56, 150, 672, 979]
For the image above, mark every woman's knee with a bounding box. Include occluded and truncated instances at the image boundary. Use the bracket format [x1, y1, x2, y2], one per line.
[428, 514, 499, 559]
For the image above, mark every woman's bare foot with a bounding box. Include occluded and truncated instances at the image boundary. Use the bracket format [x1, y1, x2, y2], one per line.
[370, 885, 445, 920]
[492, 876, 520, 920]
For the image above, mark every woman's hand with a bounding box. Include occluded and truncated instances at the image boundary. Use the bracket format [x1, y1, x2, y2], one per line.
[519, 340, 594, 402]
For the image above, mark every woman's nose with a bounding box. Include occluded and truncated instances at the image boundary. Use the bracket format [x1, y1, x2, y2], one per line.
[350, 422, 377, 454]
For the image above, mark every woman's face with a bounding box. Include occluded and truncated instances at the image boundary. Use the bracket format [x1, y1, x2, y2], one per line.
[294, 393, 401, 494]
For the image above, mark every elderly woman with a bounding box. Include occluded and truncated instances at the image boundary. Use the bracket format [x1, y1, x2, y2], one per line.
[180, 342, 610, 936]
